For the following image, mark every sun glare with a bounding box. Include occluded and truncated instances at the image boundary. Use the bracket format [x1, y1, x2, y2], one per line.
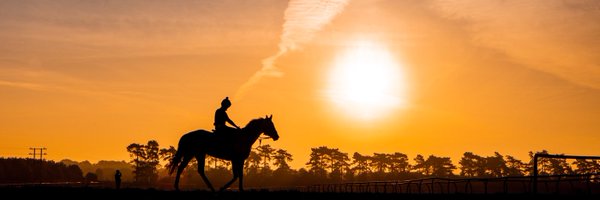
[327, 40, 406, 120]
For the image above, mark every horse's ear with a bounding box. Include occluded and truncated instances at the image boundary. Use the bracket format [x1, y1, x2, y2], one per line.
[265, 115, 268, 119]
[269, 114, 273, 119]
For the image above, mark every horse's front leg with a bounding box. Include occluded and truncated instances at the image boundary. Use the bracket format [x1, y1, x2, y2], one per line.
[219, 160, 241, 192]
[197, 154, 215, 192]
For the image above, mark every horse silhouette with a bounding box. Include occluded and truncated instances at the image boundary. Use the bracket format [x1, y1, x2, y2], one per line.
[169, 115, 279, 192]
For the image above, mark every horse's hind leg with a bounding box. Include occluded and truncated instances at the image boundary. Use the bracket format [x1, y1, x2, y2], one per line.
[174, 155, 192, 191]
[220, 160, 242, 192]
[197, 154, 215, 192]
[235, 160, 245, 192]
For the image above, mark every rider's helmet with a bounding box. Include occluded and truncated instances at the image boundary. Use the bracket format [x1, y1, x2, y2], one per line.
[221, 97, 232, 108]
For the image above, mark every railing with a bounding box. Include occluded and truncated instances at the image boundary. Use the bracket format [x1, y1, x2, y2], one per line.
[533, 153, 600, 194]
[299, 173, 600, 194]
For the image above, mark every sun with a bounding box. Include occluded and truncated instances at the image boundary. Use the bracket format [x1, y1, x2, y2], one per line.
[327, 40, 406, 120]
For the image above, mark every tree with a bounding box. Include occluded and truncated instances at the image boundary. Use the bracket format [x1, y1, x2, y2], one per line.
[548, 157, 573, 175]
[504, 155, 526, 176]
[95, 168, 104, 181]
[459, 152, 515, 177]
[245, 151, 261, 174]
[329, 148, 350, 181]
[127, 140, 162, 185]
[256, 144, 276, 171]
[306, 146, 350, 181]
[0, 158, 84, 183]
[65, 164, 84, 181]
[413, 154, 427, 175]
[459, 152, 485, 177]
[370, 153, 390, 174]
[427, 155, 456, 177]
[413, 155, 455, 177]
[306, 146, 328, 177]
[206, 156, 219, 169]
[85, 172, 98, 182]
[273, 149, 293, 171]
[528, 150, 550, 175]
[389, 152, 410, 174]
[485, 152, 508, 177]
[272, 149, 295, 185]
[574, 159, 600, 174]
[77, 160, 94, 175]
[351, 152, 371, 176]
[159, 146, 177, 169]
[527, 150, 572, 175]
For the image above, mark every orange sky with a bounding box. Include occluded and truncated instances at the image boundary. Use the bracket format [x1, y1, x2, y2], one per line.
[1, 0, 599, 169]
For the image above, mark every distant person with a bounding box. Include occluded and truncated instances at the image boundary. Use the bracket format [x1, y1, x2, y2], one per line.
[114, 170, 122, 189]
[214, 97, 241, 135]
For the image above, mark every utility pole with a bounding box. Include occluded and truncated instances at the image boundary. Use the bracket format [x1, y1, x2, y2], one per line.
[29, 147, 47, 160]
[29, 148, 36, 159]
[29, 147, 47, 184]
[39, 148, 47, 160]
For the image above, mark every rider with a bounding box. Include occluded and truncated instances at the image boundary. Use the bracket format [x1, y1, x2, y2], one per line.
[214, 97, 241, 134]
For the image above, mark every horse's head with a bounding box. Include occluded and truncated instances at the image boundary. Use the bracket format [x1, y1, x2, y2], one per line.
[262, 115, 279, 141]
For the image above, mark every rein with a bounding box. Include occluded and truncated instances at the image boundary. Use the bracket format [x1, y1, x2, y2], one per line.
[257, 136, 272, 147]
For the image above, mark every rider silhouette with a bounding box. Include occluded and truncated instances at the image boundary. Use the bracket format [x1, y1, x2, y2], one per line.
[214, 97, 240, 134]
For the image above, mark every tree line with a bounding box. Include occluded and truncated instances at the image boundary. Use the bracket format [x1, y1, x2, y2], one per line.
[2, 141, 599, 187]
[123, 140, 600, 188]
[61, 159, 134, 182]
[0, 158, 84, 183]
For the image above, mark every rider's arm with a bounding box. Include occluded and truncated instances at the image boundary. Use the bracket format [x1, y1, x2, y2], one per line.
[225, 112, 240, 129]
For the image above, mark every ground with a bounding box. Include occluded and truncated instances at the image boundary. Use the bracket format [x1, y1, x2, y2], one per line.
[1, 185, 598, 200]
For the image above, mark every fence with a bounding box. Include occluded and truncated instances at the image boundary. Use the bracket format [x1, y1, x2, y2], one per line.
[300, 153, 600, 194]
[532, 153, 600, 194]
[300, 174, 600, 194]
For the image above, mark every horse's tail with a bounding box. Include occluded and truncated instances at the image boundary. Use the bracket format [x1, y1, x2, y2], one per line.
[168, 148, 182, 175]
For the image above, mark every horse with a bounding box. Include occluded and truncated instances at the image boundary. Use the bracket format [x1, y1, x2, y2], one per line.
[168, 115, 279, 192]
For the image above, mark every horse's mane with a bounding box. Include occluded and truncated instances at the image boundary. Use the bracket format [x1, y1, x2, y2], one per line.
[244, 117, 265, 129]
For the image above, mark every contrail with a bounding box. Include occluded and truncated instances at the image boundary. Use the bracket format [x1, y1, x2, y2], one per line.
[235, 0, 350, 98]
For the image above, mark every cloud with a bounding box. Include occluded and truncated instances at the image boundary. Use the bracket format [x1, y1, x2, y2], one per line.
[0, 80, 50, 91]
[235, 0, 351, 98]
[430, 0, 600, 89]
